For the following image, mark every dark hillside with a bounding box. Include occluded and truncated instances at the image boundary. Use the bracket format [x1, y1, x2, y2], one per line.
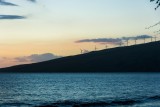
[0, 41, 160, 73]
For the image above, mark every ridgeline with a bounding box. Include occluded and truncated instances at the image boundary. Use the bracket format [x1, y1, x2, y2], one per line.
[1, 41, 160, 73]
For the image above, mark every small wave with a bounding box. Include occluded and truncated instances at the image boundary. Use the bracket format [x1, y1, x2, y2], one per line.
[31, 95, 160, 107]
[75, 100, 140, 107]
[148, 95, 160, 100]
[36, 99, 140, 107]
[110, 99, 140, 106]
[0, 102, 33, 106]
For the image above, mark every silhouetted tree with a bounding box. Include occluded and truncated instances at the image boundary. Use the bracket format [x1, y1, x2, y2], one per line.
[150, 0, 160, 10]
[147, 0, 160, 38]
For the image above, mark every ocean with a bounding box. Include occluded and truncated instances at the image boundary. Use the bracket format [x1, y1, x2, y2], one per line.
[0, 73, 160, 107]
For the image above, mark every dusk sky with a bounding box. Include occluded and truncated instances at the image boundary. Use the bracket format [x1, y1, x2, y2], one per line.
[0, 0, 160, 67]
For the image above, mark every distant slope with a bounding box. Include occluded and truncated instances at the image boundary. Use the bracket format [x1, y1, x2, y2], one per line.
[1, 41, 160, 73]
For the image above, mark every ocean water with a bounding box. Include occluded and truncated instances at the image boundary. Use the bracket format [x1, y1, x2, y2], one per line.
[0, 73, 160, 107]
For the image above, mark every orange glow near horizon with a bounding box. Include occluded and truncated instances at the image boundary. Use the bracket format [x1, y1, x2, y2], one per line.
[0, 0, 159, 68]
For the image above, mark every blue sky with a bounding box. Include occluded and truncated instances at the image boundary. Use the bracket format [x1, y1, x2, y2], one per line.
[0, 0, 159, 67]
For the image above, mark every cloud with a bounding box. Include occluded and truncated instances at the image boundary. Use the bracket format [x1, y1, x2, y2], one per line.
[0, 0, 38, 21]
[75, 35, 153, 45]
[76, 38, 122, 45]
[0, 53, 60, 68]
[27, 0, 36, 3]
[0, 0, 18, 6]
[0, 15, 26, 20]
[0, 57, 15, 68]
[134, 35, 152, 39]
[15, 53, 61, 63]
[122, 35, 153, 40]
[14, 57, 29, 62]
[0, 57, 3, 61]
[0, 0, 37, 6]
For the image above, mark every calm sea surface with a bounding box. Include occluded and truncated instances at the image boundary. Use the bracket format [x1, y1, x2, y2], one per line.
[0, 73, 160, 107]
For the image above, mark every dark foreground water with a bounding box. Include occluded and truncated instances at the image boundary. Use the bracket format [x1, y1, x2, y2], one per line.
[0, 73, 160, 107]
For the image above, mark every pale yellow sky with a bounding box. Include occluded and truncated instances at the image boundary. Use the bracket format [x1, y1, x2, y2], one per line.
[0, 0, 159, 67]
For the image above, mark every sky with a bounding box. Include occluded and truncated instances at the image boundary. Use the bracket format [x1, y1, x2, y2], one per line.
[0, 0, 160, 68]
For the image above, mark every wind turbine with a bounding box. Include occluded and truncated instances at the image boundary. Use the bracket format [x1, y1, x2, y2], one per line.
[154, 35, 157, 41]
[105, 45, 108, 49]
[80, 49, 83, 54]
[95, 46, 97, 51]
[126, 39, 129, 46]
[134, 38, 138, 45]
[119, 41, 123, 47]
[143, 37, 146, 43]
[151, 36, 153, 42]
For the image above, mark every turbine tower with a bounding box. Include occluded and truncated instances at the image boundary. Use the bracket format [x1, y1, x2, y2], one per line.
[151, 36, 153, 42]
[144, 37, 146, 43]
[95, 46, 97, 51]
[126, 39, 129, 46]
[119, 41, 123, 47]
[80, 49, 83, 54]
[105, 45, 108, 49]
[154, 35, 157, 41]
[134, 38, 137, 45]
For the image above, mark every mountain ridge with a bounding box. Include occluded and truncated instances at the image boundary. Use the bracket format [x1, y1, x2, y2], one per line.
[0, 41, 160, 73]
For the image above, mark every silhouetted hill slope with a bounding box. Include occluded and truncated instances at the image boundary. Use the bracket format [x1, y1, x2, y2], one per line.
[1, 41, 160, 73]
